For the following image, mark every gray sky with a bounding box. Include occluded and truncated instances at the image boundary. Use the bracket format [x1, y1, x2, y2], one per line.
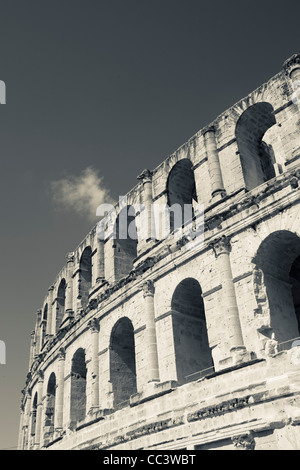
[0, 0, 299, 449]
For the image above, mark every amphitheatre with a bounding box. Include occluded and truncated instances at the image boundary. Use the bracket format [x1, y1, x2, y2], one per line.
[19, 54, 300, 450]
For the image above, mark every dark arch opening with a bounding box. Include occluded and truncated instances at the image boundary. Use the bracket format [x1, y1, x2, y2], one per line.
[166, 159, 197, 232]
[110, 317, 137, 409]
[113, 206, 138, 281]
[44, 372, 56, 444]
[31, 392, 38, 440]
[236, 102, 276, 191]
[79, 247, 92, 308]
[171, 278, 213, 384]
[41, 304, 48, 347]
[70, 348, 87, 427]
[254, 230, 300, 344]
[56, 279, 66, 331]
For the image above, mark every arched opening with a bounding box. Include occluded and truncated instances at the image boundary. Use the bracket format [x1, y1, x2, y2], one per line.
[79, 247, 92, 308]
[113, 206, 138, 281]
[171, 278, 213, 384]
[56, 279, 66, 331]
[110, 317, 137, 409]
[31, 393, 38, 443]
[41, 304, 48, 347]
[44, 373, 56, 444]
[254, 230, 300, 345]
[35, 310, 42, 355]
[166, 159, 197, 232]
[236, 102, 277, 191]
[70, 348, 87, 427]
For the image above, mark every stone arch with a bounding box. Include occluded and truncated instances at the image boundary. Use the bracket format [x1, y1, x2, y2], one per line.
[171, 277, 213, 384]
[41, 304, 48, 347]
[109, 317, 137, 409]
[236, 102, 277, 190]
[253, 230, 300, 344]
[44, 372, 56, 444]
[113, 206, 138, 281]
[70, 348, 87, 427]
[56, 279, 66, 331]
[166, 158, 197, 232]
[79, 247, 92, 308]
[31, 392, 38, 441]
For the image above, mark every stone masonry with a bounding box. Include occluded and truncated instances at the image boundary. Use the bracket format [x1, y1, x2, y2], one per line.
[19, 54, 300, 450]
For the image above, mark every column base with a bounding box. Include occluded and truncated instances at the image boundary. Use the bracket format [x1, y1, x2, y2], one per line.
[218, 347, 254, 370]
[87, 407, 113, 419]
[60, 310, 74, 328]
[130, 380, 176, 407]
[210, 189, 227, 203]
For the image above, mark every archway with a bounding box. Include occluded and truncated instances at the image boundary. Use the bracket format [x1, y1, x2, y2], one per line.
[236, 102, 276, 190]
[56, 279, 66, 331]
[166, 159, 197, 232]
[110, 317, 137, 409]
[44, 373, 56, 444]
[70, 348, 87, 427]
[79, 247, 92, 308]
[171, 278, 213, 384]
[113, 207, 137, 281]
[253, 230, 300, 344]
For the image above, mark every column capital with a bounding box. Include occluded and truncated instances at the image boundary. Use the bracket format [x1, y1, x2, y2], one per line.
[88, 317, 100, 333]
[66, 252, 74, 263]
[283, 53, 300, 77]
[210, 236, 232, 257]
[143, 279, 155, 297]
[57, 347, 66, 361]
[37, 370, 44, 382]
[202, 124, 216, 136]
[137, 169, 153, 182]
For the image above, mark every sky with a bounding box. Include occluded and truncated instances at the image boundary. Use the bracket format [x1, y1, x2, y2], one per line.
[0, 0, 299, 450]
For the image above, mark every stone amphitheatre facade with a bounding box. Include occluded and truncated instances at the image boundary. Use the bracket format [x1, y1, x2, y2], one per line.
[19, 54, 300, 451]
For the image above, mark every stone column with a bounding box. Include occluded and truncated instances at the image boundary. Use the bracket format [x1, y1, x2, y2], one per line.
[96, 238, 105, 283]
[137, 169, 155, 251]
[46, 285, 54, 336]
[34, 371, 44, 448]
[65, 252, 74, 319]
[203, 126, 226, 202]
[143, 280, 160, 384]
[284, 53, 300, 100]
[210, 236, 248, 365]
[88, 318, 100, 414]
[54, 347, 65, 435]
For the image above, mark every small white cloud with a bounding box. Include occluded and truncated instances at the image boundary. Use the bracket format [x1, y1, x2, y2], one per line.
[50, 166, 114, 221]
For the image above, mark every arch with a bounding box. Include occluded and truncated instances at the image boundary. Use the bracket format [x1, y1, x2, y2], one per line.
[236, 102, 276, 190]
[253, 230, 300, 344]
[44, 373, 56, 444]
[166, 159, 197, 232]
[41, 304, 48, 347]
[56, 279, 66, 331]
[171, 278, 213, 384]
[110, 317, 137, 409]
[70, 348, 87, 427]
[79, 247, 92, 308]
[31, 392, 38, 440]
[35, 310, 42, 355]
[113, 206, 138, 281]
